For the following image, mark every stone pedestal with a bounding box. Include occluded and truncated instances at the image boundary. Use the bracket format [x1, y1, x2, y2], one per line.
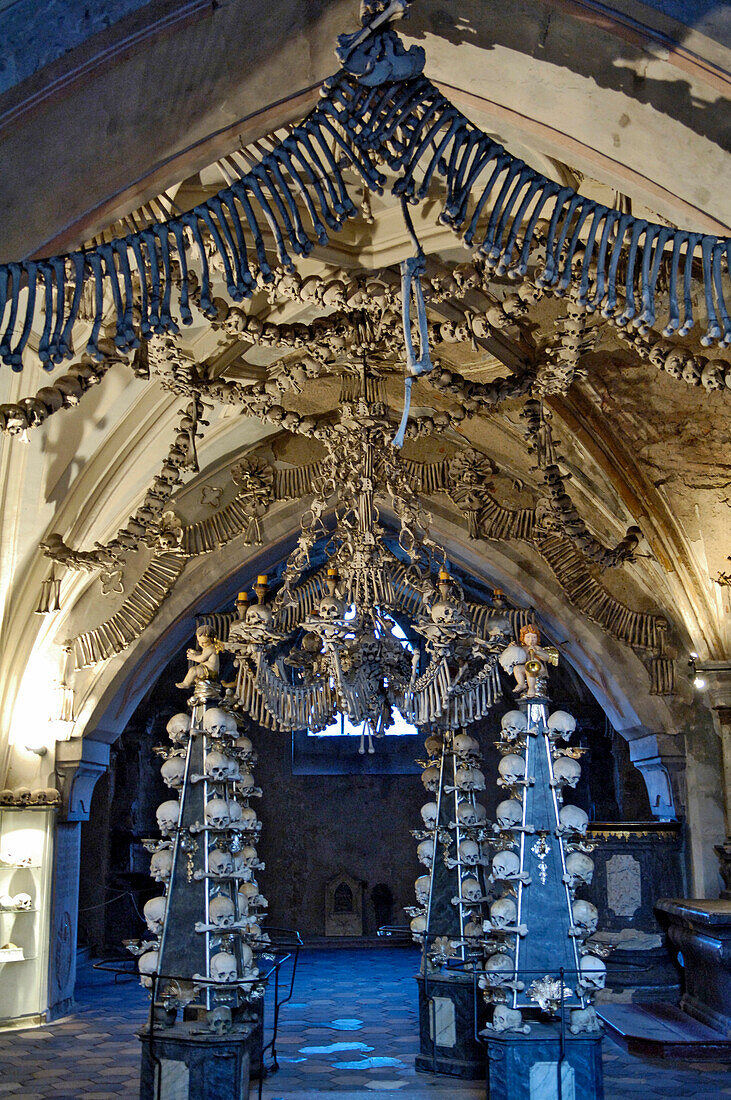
[138, 1022, 253, 1100]
[655, 898, 731, 1037]
[484, 1020, 604, 1100]
[586, 823, 683, 1002]
[415, 974, 486, 1078]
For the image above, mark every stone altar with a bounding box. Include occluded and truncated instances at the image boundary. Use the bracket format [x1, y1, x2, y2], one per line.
[655, 898, 731, 1037]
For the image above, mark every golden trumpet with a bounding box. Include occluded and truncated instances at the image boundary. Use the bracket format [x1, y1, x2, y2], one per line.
[525, 658, 542, 675]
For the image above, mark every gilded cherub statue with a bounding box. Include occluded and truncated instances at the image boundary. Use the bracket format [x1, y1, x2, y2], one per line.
[175, 625, 224, 689]
[499, 623, 558, 699]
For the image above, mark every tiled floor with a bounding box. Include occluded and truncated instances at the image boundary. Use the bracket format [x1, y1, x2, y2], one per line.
[0, 948, 728, 1098]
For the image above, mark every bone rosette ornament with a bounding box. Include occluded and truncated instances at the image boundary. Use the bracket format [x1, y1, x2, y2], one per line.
[226, 374, 512, 738]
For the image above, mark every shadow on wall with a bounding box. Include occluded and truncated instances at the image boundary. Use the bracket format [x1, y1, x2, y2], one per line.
[405, 0, 730, 150]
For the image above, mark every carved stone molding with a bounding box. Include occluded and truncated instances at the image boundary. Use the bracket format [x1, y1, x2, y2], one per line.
[55, 738, 110, 821]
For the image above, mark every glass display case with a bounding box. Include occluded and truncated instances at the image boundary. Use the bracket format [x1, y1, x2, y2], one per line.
[0, 807, 55, 1025]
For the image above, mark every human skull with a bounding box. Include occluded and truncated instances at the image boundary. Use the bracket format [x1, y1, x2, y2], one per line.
[701, 360, 725, 392]
[166, 713, 190, 742]
[459, 839, 480, 866]
[209, 849, 234, 876]
[0, 894, 15, 909]
[235, 734, 254, 756]
[498, 754, 526, 785]
[565, 851, 594, 888]
[160, 757, 186, 790]
[473, 803, 487, 825]
[208, 1006, 232, 1034]
[553, 756, 581, 789]
[483, 953, 514, 986]
[417, 838, 435, 868]
[420, 802, 438, 829]
[464, 917, 483, 939]
[240, 807, 259, 830]
[150, 849, 173, 882]
[559, 804, 589, 835]
[156, 800, 180, 834]
[491, 850, 521, 881]
[318, 594, 344, 621]
[12, 892, 32, 911]
[457, 803, 478, 827]
[410, 915, 427, 940]
[430, 599, 460, 625]
[421, 765, 440, 793]
[30, 789, 48, 804]
[209, 895, 236, 927]
[489, 896, 517, 929]
[224, 712, 238, 735]
[456, 766, 485, 792]
[14, 787, 31, 805]
[424, 735, 442, 758]
[570, 1007, 601, 1034]
[0, 790, 14, 805]
[415, 875, 431, 906]
[44, 787, 61, 805]
[241, 846, 259, 868]
[210, 951, 238, 983]
[547, 711, 576, 740]
[206, 751, 237, 782]
[236, 771, 255, 796]
[203, 709, 229, 738]
[578, 955, 606, 992]
[205, 798, 230, 829]
[495, 799, 523, 830]
[453, 733, 478, 758]
[239, 943, 255, 972]
[491, 1005, 528, 1033]
[238, 881, 260, 911]
[246, 602, 272, 627]
[664, 350, 685, 379]
[227, 800, 244, 825]
[461, 877, 482, 904]
[138, 950, 159, 989]
[143, 896, 167, 935]
[500, 710, 528, 740]
[572, 899, 599, 935]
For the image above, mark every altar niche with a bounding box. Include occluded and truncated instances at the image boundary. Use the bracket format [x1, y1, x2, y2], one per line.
[325, 873, 364, 937]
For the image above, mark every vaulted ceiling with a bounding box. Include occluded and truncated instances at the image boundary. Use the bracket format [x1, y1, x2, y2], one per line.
[0, 0, 728, 841]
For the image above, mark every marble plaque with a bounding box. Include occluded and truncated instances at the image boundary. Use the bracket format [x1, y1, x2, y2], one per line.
[429, 996, 456, 1047]
[606, 853, 642, 918]
[530, 1060, 576, 1100]
[159, 1058, 189, 1099]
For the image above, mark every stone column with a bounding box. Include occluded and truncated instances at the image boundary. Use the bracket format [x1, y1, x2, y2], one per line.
[46, 737, 110, 1017]
[696, 662, 731, 898]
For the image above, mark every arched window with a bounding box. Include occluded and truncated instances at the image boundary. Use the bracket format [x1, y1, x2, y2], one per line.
[333, 882, 354, 914]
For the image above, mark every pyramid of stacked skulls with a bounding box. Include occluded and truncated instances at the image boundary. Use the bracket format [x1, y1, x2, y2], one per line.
[479, 708, 606, 1035]
[131, 704, 268, 1001]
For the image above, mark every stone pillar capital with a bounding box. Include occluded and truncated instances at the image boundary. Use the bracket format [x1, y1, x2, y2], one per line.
[55, 737, 109, 821]
[626, 730, 686, 822]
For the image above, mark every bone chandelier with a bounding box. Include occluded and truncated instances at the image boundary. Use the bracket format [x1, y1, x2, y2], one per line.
[225, 370, 509, 741]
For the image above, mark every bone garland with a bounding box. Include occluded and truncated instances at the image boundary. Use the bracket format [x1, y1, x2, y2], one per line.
[0, 352, 115, 436]
[535, 531, 665, 651]
[70, 552, 187, 668]
[522, 400, 642, 569]
[1, 33, 728, 374]
[534, 292, 600, 397]
[44, 395, 209, 576]
[614, 324, 731, 392]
